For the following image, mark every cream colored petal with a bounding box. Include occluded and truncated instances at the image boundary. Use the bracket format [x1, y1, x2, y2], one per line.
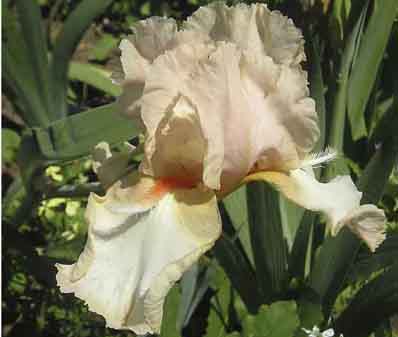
[116, 18, 177, 121]
[56, 179, 221, 334]
[184, 3, 305, 65]
[141, 95, 206, 182]
[116, 38, 148, 121]
[139, 41, 250, 191]
[138, 41, 214, 181]
[131, 17, 177, 62]
[263, 65, 319, 158]
[337, 204, 386, 252]
[119, 38, 149, 82]
[140, 41, 214, 136]
[184, 42, 254, 192]
[140, 40, 317, 194]
[243, 169, 386, 250]
[240, 53, 319, 173]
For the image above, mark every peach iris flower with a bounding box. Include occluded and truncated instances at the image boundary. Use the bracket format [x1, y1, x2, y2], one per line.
[56, 3, 386, 334]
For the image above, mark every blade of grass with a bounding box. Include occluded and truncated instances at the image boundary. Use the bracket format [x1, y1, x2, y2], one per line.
[347, 0, 398, 140]
[328, 1, 369, 152]
[325, 1, 369, 180]
[15, 0, 51, 124]
[3, 52, 45, 126]
[222, 186, 254, 265]
[289, 211, 316, 280]
[215, 204, 262, 313]
[3, 5, 49, 126]
[50, 0, 113, 119]
[349, 233, 398, 283]
[309, 37, 327, 153]
[247, 182, 288, 301]
[177, 264, 199, 331]
[335, 263, 398, 337]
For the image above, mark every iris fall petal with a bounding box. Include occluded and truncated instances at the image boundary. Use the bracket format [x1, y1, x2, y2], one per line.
[56, 178, 221, 334]
[244, 168, 386, 251]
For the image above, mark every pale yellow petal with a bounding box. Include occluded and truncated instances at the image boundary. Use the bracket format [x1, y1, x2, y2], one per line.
[56, 179, 221, 334]
[244, 169, 386, 250]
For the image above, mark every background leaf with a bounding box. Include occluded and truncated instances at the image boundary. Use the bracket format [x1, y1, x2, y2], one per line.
[347, 0, 398, 140]
[50, 0, 113, 119]
[15, 0, 51, 124]
[32, 103, 139, 160]
[247, 182, 288, 301]
[69, 62, 122, 97]
[241, 301, 300, 337]
[335, 263, 398, 337]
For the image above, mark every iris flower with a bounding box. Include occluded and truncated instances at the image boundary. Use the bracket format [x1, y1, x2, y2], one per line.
[56, 3, 386, 334]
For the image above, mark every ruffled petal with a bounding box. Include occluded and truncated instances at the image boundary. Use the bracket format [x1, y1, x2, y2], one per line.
[56, 178, 221, 334]
[337, 204, 386, 252]
[139, 40, 318, 195]
[116, 38, 148, 121]
[243, 169, 386, 250]
[116, 18, 177, 121]
[140, 41, 214, 136]
[184, 42, 253, 192]
[241, 53, 319, 172]
[138, 41, 214, 182]
[184, 2, 305, 65]
[130, 17, 177, 62]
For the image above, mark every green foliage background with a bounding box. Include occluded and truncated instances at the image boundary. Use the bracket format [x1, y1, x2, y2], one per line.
[2, 0, 398, 337]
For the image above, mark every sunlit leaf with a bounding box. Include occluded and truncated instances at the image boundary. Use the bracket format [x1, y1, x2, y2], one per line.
[88, 33, 119, 62]
[160, 286, 182, 337]
[32, 103, 139, 160]
[222, 186, 254, 265]
[2, 128, 21, 163]
[69, 62, 121, 96]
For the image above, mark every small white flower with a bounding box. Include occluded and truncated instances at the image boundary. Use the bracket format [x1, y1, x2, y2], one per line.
[302, 326, 343, 337]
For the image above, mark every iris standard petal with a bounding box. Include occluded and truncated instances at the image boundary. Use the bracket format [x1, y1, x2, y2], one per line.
[141, 95, 206, 183]
[184, 2, 305, 65]
[243, 169, 386, 251]
[56, 178, 221, 334]
[241, 52, 319, 172]
[130, 17, 177, 62]
[117, 17, 177, 121]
